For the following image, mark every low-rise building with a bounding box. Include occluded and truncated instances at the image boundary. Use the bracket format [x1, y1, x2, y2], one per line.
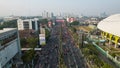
[0, 28, 21, 68]
[67, 17, 76, 23]
[17, 18, 39, 31]
[3, 16, 19, 22]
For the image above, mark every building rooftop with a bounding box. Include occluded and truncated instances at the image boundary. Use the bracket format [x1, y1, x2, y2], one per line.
[97, 14, 120, 37]
[0, 28, 16, 33]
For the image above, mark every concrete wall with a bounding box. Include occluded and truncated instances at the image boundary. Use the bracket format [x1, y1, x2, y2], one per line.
[0, 39, 19, 68]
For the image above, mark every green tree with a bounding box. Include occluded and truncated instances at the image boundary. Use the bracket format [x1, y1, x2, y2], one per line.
[26, 37, 38, 48]
[103, 63, 113, 68]
[21, 49, 35, 63]
[70, 21, 79, 25]
[20, 37, 38, 48]
[83, 48, 90, 56]
[45, 28, 50, 41]
[20, 38, 27, 48]
[0, 20, 17, 29]
[70, 27, 76, 33]
[39, 19, 48, 25]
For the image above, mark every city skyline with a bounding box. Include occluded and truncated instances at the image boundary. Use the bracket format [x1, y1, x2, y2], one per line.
[0, 0, 120, 16]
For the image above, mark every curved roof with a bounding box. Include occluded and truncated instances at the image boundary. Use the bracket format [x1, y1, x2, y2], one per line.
[97, 14, 120, 37]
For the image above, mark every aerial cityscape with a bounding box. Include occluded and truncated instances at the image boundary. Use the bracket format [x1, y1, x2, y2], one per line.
[0, 0, 120, 68]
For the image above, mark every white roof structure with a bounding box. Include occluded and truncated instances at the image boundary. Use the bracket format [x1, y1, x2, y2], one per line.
[97, 14, 120, 37]
[0, 28, 16, 33]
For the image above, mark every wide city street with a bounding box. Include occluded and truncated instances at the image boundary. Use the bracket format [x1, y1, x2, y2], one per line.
[35, 22, 86, 68]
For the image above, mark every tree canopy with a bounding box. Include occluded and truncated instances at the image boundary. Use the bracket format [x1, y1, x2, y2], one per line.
[0, 20, 17, 29]
[39, 19, 48, 25]
[70, 21, 79, 25]
[20, 37, 38, 48]
[21, 49, 35, 63]
[45, 28, 50, 41]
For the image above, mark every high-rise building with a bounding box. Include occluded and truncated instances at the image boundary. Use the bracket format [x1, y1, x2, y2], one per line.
[42, 10, 48, 18]
[51, 12, 54, 18]
[100, 12, 108, 18]
[0, 28, 21, 68]
[17, 18, 39, 31]
[46, 12, 49, 18]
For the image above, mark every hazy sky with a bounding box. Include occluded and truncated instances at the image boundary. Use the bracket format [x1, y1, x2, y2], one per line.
[0, 0, 120, 16]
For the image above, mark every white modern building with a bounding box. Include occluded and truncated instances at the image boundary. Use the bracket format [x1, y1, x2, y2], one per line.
[17, 18, 39, 31]
[97, 14, 120, 48]
[0, 28, 21, 68]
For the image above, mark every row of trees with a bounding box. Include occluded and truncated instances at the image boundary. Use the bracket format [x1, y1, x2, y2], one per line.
[69, 26, 77, 33]
[0, 19, 17, 29]
[21, 49, 35, 63]
[20, 37, 38, 48]
[39, 19, 48, 25]
[20, 37, 38, 66]
[69, 21, 79, 26]
[20, 37, 38, 68]
[45, 28, 51, 41]
[81, 44, 114, 68]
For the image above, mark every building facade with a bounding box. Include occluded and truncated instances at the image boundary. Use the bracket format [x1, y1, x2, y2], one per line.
[0, 28, 21, 68]
[66, 17, 76, 23]
[97, 14, 120, 48]
[17, 18, 39, 31]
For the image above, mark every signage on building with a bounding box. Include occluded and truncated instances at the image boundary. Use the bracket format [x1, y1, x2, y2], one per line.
[48, 21, 52, 27]
[39, 34, 46, 45]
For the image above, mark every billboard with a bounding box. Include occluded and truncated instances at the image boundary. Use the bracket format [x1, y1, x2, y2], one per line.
[39, 34, 46, 45]
[66, 17, 76, 23]
[56, 19, 65, 23]
[48, 21, 52, 27]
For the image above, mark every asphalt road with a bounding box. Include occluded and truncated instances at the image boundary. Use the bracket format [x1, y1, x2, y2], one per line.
[62, 23, 86, 68]
[35, 22, 86, 68]
[35, 24, 60, 68]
